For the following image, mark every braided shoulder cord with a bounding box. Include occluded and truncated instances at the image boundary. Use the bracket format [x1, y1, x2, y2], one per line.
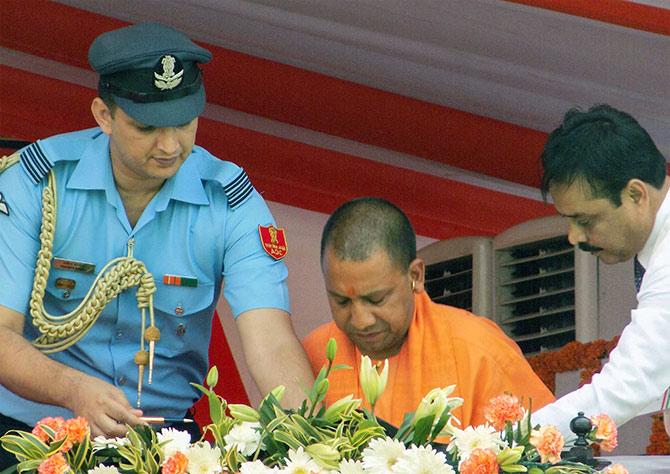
[0, 153, 20, 172]
[0, 154, 161, 406]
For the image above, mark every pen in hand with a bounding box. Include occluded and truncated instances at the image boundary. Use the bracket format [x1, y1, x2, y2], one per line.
[140, 416, 195, 424]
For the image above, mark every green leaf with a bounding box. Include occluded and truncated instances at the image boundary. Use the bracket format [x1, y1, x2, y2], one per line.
[266, 412, 291, 433]
[16, 459, 42, 472]
[190, 382, 212, 397]
[292, 414, 323, 441]
[208, 391, 224, 424]
[411, 415, 435, 445]
[429, 407, 452, 441]
[273, 430, 303, 450]
[1, 432, 50, 459]
[394, 411, 416, 442]
[69, 433, 91, 469]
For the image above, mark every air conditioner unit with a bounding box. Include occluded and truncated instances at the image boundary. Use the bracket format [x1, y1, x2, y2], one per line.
[418, 216, 636, 356]
[492, 216, 588, 355]
[418, 236, 493, 318]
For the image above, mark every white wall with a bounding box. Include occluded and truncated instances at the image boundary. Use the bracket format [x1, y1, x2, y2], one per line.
[217, 200, 435, 405]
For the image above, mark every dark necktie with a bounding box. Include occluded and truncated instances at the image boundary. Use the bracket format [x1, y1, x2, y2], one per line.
[634, 256, 646, 292]
[634, 256, 669, 410]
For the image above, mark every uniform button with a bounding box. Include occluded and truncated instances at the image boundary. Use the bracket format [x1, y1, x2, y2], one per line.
[62, 290, 71, 299]
[176, 323, 186, 337]
[116, 331, 124, 338]
[118, 376, 127, 385]
[175, 305, 184, 316]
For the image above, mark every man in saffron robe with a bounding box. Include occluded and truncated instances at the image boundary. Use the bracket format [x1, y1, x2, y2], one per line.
[303, 197, 554, 428]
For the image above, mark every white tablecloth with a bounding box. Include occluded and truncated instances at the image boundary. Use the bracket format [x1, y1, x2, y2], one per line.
[601, 455, 670, 473]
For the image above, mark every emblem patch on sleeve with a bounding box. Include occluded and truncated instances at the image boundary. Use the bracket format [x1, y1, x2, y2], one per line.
[258, 225, 288, 260]
[0, 192, 8, 216]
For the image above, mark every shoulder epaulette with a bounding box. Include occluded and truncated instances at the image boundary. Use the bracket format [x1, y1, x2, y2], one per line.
[190, 146, 257, 210]
[20, 142, 54, 184]
[223, 168, 254, 210]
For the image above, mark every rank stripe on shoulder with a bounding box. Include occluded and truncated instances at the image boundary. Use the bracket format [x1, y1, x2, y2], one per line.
[20, 142, 53, 184]
[0, 192, 8, 216]
[224, 169, 254, 210]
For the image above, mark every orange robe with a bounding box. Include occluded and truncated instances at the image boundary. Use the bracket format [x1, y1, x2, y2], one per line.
[303, 291, 554, 429]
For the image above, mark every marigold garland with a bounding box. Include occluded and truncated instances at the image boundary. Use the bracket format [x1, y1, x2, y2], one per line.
[526, 337, 669, 455]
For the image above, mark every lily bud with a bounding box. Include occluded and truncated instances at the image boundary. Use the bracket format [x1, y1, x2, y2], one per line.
[316, 379, 330, 398]
[323, 394, 361, 423]
[359, 356, 388, 407]
[228, 403, 261, 422]
[413, 387, 447, 423]
[497, 445, 525, 466]
[206, 366, 219, 388]
[305, 442, 341, 470]
[413, 386, 462, 424]
[326, 337, 337, 362]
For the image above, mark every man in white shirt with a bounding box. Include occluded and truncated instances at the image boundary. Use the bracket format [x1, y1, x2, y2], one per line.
[533, 104, 670, 435]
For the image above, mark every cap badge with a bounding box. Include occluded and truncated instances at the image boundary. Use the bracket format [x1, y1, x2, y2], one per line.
[259, 225, 288, 260]
[153, 55, 184, 91]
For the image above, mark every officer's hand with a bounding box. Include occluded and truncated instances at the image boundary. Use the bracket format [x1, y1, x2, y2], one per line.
[65, 372, 144, 438]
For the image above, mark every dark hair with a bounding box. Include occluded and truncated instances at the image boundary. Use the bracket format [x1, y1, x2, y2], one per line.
[320, 197, 417, 271]
[540, 104, 666, 206]
[97, 82, 118, 115]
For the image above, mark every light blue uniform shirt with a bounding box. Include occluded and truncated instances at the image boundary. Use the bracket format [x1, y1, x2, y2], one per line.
[0, 128, 289, 425]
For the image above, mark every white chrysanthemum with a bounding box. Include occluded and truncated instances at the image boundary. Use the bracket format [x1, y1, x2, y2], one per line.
[186, 442, 223, 474]
[391, 445, 454, 474]
[239, 460, 276, 474]
[88, 465, 122, 474]
[447, 425, 505, 461]
[282, 446, 321, 474]
[91, 435, 129, 452]
[361, 437, 407, 474]
[337, 458, 366, 474]
[224, 421, 263, 456]
[157, 427, 192, 459]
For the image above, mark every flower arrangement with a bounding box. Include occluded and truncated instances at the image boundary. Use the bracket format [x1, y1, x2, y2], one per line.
[1, 338, 628, 474]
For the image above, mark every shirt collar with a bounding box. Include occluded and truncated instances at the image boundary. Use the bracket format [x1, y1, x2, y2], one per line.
[67, 131, 113, 192]
[637, 186, 670, 269]
[67, 133, 209, 206]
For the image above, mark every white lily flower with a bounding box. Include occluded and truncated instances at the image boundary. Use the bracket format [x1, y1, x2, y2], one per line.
[224, 421, 263, 456]
[157, 427, 192, 460]
[359, 356, 389, 408]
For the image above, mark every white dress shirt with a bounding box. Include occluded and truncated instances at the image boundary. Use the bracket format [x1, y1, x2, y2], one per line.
[533, 186, 670, 435]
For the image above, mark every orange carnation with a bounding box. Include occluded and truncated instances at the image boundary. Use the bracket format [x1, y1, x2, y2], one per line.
[459, 448, 499, 474]
[603, 463, 629, 474]
[529, 425, 564, 464]
[32, 417, 66, 443]
[162, 451, 189, 474]
[483, 393, 524, 431]
[590, 414, 618, 452]
[37, 453, 70, 474]
[56, 417, 90, 452]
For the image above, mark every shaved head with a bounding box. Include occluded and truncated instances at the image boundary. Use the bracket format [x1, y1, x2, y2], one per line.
[320, 197, 416, 271]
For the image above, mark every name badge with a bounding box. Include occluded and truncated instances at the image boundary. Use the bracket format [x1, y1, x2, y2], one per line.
[53, 257, 96, 274]
[55, 278, 76, 290]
